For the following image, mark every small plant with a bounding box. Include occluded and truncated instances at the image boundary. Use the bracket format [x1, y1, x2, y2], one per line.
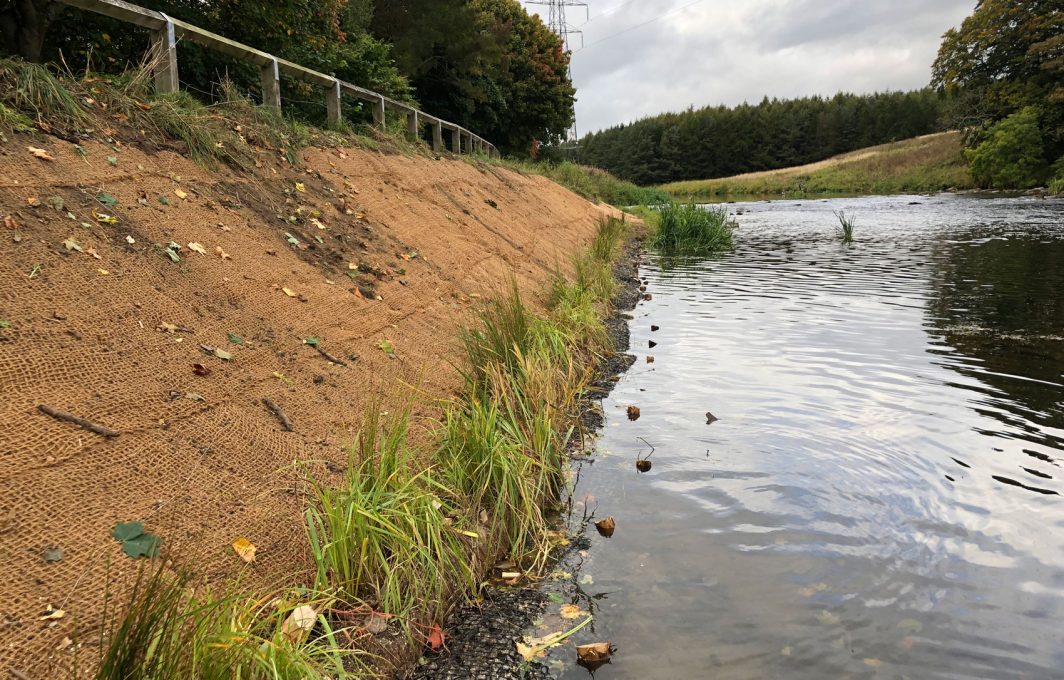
[650, 202, 732, 253]
[833, 209, 856, 242]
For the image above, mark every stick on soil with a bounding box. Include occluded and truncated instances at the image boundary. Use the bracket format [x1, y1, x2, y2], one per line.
[37, 404, 120, 438]
[263, 399, 294, 432]
[312, 344, 348, 367]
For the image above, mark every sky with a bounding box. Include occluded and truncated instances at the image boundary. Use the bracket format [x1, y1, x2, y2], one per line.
[519, 0, 976, 136]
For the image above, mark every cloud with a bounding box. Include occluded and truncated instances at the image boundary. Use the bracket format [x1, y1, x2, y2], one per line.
[522, 0, 974, 134]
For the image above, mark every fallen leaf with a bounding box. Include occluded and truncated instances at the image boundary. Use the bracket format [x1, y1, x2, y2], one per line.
[158, 195, 170, 205]
[311, 218, 326, 230]
[126, 235, 135, 245]
[576, 642, 613, 671]
[213, 348, 233, 361]
[47, 195, 65, 211]
[595, 516, 616, 538]
[97, 192, 117, 207]
[112, 521, 144, 541]
[57, 637, 73, 651]
[863, 658, 882, 668]
[28, 146, 54, 161]
[378, 339, 394, 355]
[284, 232, 299, 245]
[227, 333, 244, 345]
[97, 268, 109, 275]
[280, 605, 317, 644]
[85, 247, 101, 260]
[636, 459, 652, 473]
[579, 573, 594, 585]
[365, 613, 389, 635]
[626, 405, 640, 421]
[516, 641, 544, 663]
[559, 604, 584, 619]
[282, 287, 296, 297]
[185, 393, 205, 402]
[646, 355, 655, 363]
[62, 237, 82, 252]
[303, 336, 321, 346]
[174, 189, 188, 200]
[92, 209, 118, 224]
[192, 363, 211, 376]
[294, 182, 306, 193]
[215, 246, 232, 260]
[165, 248, 180, 263]
[106, 155, 118, 166]
[121, 534, 161, 558]
[40, 607, 65, 621]
[187, 242, 207, 255]
[42, 547, 64, 563]
[3, 215, 16, 229]
[426, 624, 445, 652]
[232, 537, 257, 563]
[817, 610, 840, 626]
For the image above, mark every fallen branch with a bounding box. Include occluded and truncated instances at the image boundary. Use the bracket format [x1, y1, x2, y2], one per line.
[313, 344, 348, 367]
[263, 399, 294, 432]
[37, 404, 119, 438]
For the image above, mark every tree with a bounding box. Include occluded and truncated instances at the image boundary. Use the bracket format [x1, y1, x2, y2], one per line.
[932, 0, 1063, 185]
[966, 107, 1047, 189]
[0, 0, 66, 62]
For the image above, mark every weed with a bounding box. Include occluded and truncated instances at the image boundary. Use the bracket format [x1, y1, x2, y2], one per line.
[834, 210, 856, 242]
[93, 563, 355, 680]
[0, 58, 86, 128]
[650, 202, 733, 253]
[305, 403, 473, 621]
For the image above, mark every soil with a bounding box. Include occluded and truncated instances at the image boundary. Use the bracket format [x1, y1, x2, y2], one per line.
[0, 128, 626, 677]
[405, 233, 646, 679]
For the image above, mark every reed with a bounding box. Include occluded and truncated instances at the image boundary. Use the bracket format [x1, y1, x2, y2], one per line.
[650, 202, 733, 253]
[834, 210, 856, 243]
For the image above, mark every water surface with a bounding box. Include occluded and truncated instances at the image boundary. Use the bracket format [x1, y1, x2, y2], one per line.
[560, 194, 1064, 679]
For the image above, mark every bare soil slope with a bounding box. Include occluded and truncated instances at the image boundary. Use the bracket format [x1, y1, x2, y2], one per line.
[0, 135, 618, 675]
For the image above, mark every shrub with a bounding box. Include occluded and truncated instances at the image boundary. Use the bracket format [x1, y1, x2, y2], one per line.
[965, 107, 1049, 189]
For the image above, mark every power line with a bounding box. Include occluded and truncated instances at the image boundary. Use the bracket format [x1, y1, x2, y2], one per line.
[575, 0, 707, 53]
[526, 0, 589, 141]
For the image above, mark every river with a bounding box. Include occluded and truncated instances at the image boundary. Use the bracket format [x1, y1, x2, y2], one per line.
[554, 193, 1064, 679]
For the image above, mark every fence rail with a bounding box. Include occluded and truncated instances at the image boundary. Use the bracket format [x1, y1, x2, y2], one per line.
[59, 0, 498, 156]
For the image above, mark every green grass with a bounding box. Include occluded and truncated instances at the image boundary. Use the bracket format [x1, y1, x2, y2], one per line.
[304, 402, 473, 622]
[662, 132, 974, 200]
[482, 158, 669, 207]
[649, 202, 733, 253]
[93, 564, 356, 680]
[834, 210, 856, 243]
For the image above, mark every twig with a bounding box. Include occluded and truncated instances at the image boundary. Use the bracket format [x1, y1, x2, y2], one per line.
[636, 436, 655, 459]
[10, 669, 34, 680]
[313, 344, 348, 367]
[37, 404, 119, 438]
[263, 399, 294, 432]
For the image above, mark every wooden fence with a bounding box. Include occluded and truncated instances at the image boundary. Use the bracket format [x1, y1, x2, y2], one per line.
[59, 0, 498, 156]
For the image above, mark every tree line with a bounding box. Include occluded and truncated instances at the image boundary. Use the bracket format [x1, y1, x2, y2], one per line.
[0, 0, 575, 154]
[576, 90, 947, 186]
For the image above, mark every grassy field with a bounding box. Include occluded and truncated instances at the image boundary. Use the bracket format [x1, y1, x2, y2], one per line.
[661, 132, 974, 200]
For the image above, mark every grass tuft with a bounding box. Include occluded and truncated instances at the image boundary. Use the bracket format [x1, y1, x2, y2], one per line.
[649, 202, 733, 253]
[834, 210, 856, 243]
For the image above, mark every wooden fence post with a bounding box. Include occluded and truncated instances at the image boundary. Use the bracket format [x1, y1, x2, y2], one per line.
[432, 121, 443, 152]
[152, 15, 179, 94]
[450, 128, 461, 153]
[326, 80, 341, 127]
[372, 97, 385, 128]
[261, 58, 281, 110]
[406, 111, 418, 140]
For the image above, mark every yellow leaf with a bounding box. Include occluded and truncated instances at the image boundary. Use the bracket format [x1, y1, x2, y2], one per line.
[40, 608, 65, 621]
[174, 188, 188, 200]
[559, 604, 584, 619]
[232, 537, 257, 563]
[294, 183, 306, 193]
[282, 287, 296, 297]
[187, 242, 207, 255]
[458, 530, 480, 539]
[515, 641, 543, 663]
[92, 209, 118, 224]
[97, 268, 110, 275]
[28, 146, 55, 161]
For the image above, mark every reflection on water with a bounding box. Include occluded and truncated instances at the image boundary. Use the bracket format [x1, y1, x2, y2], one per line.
[556, 194, 1064, 679]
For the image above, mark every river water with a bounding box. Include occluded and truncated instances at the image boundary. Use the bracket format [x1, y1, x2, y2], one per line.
[559, 194, 1064, 679]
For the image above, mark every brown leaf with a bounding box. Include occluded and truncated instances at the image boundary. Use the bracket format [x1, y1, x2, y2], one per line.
[215, 246, 232, 260]
[646, 355, 655, 363]
[577, 642, 614, 671]
[85, 247, 102, 260]
[636, 459, 652, 473]
[62, 237, 82, 252]
[157, 322, 177, 333]
[426, 624, 445, 652]
[559, 604, 584, 619]
[232, 536, 256, 563]
[595, 516, 616, 538]
[4, 215, 19, 229]
[192, 363, 211, 376]
[626, 405, 640, 421]
[280, 605, 317, 644]
[28, 146, 55, 161]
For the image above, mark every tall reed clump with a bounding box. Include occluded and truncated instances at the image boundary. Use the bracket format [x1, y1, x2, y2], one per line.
[304, 404, 473, 622]
[649, 202, 733, 253]
[93, 564, 354, 680]
[440, 218, 628, 569]
[834, 210, 856, 242]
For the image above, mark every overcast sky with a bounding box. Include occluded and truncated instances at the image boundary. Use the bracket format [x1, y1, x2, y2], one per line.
[520, 0, 975, 135]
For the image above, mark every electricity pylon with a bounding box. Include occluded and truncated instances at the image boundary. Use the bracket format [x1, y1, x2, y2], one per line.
[526, 0, 587, 143]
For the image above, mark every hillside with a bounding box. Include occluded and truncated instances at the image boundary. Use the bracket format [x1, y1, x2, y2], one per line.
[661, 131, 974, 199]
[0, 125, 619, 675]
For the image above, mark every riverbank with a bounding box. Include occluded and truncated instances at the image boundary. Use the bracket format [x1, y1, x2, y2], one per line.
[661, 131, 974, 200]
[0, 78, 629, 675]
